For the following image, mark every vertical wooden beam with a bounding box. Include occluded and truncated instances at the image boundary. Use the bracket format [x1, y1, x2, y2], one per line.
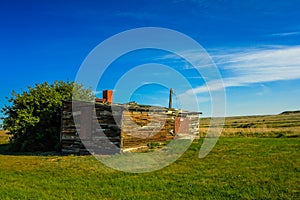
[169, 88, 173, 109]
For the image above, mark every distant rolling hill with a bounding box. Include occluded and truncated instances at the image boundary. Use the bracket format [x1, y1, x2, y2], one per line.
[280, 110, 300, 115]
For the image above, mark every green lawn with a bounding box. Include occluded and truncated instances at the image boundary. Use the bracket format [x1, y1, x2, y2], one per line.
[0, 138, 299, 199]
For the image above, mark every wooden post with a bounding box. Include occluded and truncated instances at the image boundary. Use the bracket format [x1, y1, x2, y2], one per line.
[169, 88, 173, 109]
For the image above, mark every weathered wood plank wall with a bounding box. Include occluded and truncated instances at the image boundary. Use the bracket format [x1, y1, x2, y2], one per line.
[60, 101, 200, 154]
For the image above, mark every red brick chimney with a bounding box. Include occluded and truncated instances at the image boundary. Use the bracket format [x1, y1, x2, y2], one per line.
[103, 90, 113, 104]
[95, 90, 113, 104]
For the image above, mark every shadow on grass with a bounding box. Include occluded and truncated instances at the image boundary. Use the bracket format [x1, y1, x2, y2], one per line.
[0, 143, 65, 156]
[0, 143, 10, 154]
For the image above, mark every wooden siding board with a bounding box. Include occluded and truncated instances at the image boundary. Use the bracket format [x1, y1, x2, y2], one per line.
[60, 100, 200, 154]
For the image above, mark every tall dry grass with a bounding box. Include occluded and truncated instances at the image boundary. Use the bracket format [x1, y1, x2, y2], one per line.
[199, 113, 300, 138]
[200, 126, 300, 138]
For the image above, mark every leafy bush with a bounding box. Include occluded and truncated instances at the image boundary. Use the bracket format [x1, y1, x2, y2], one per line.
[1, 81, 94, 152]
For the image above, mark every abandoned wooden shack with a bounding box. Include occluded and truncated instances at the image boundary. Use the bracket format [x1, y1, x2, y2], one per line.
[60, 90, 201, 155]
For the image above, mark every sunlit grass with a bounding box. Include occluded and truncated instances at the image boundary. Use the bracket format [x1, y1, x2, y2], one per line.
[0, 138, 299, 199]
[0, 113, 299, 199]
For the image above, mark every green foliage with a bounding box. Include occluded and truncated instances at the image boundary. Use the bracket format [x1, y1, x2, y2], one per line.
[1, 81, 94, 152]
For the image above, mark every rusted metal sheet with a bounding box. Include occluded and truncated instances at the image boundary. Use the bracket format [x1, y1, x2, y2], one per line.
[174, 117, 190, 134]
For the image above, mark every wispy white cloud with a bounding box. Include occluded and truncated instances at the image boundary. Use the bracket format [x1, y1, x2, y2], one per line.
[184, 45, 300, 94]
[256, 84, 270, 96]
[269, 31, 300, 37]
[153, 45, 300, 98]
[155, 50, 215, 69]
[217, 45, 300, 81]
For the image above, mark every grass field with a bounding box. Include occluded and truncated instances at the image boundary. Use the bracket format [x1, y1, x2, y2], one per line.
[0, 112, 299, 199]
[200, 111, 300, 138]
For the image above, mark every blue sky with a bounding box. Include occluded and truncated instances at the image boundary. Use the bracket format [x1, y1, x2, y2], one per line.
[1, 0, 300, 120]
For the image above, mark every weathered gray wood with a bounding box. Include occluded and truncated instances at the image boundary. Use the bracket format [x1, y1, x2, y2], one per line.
[60, 100, 200, 154]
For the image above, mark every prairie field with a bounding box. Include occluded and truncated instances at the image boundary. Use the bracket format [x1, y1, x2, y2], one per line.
[200, 111, 300, 138]
[0, 112, 299, 199]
